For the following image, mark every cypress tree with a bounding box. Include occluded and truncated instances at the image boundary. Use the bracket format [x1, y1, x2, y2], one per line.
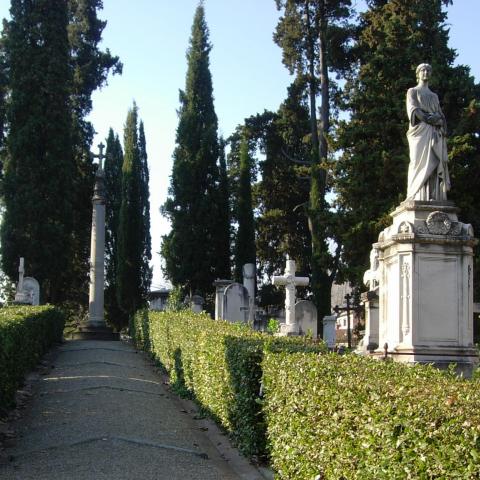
[334, 0, 480, 294]
[161, 4, 225, 301]
[1, 0, 75, 303]
[234, 134, 256, 282]
[67, 0, 122, 304]
[215, 137, 231, 279]
[104, 128, 123, 323]
[138, 120, 152, 300]
[116, 104, 144, 326]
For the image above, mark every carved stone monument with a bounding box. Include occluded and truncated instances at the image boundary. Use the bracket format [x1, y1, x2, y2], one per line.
[14, 258, 40, 305]
[243, 263, 255, 324]
[74, 143, 118, 340]
[273, 257, 309, 335]
[322, 315, 337, 350]
[367, 64, 478, 372]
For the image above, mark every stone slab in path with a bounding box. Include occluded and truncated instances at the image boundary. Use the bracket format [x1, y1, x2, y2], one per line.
[0, 340, 267, 480]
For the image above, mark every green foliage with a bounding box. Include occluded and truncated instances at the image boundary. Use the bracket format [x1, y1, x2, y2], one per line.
[161, 4, 229, 299]
[263, 352, 480, 479]
[274, 1, 354, 321]
[165, 286, 186, 312]
[1, 0, 75, 304]
[334, 0, 480, 291]
[266, 318, 280, 335]
[116, 104, 150, 328]
[131, 310, 325, 458]
[0, 305, 65, 413]
[104, 129, 124, 324]
[234, 134, 256, 282]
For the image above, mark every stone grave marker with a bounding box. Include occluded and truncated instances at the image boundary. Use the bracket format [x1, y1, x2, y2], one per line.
[22, 277, 40, 306]
[223, 283, 249, 323]
[323, 315, 337, 350]
[295, 300, 317, 338]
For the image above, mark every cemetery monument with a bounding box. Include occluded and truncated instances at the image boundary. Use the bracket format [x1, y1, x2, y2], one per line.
[366, 64, 477, 372]
[73, 143, 118, 340]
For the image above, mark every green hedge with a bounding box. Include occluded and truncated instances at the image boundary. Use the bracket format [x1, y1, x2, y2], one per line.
[131, 310, 325, 457]
[263, 352, 480, 479]
[0, 305, 65, 413]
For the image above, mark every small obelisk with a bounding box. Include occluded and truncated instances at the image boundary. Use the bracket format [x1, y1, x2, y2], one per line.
[74, 143, 118, 340]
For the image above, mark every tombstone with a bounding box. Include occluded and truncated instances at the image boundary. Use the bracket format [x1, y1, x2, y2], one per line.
[223, 283, 249, 323]
[214, 279, 233, 320]
[22, 277, 40, 306]
[360, 290, 379, 352]
[272, 257, 309, 335]
[323, 315, 337, 350]
[295, 300, 317, 338]
[190, 295, 204, 313]
[14, 258, 40, 305]
[243, 263, 256, 324]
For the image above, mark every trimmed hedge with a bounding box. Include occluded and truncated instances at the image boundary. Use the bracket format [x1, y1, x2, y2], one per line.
[0, 305, 65, 413]
[131, 310, 325, 457]
[263, 352, 480, 479]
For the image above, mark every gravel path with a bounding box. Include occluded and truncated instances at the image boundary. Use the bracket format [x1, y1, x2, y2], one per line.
[0, 340, 266, 480]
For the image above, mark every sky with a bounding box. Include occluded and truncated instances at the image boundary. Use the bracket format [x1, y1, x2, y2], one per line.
[0, 0, 478, 290]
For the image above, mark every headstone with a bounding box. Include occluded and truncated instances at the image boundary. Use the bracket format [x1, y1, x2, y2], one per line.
[223, 283, 249, 323]
[323, 315, 337, 350]
[295, 300, 317, 338]
[191, 295, 204, 313]
[22, 277, 40, 306]
[214, 279, 233, 320]
[243, 263, 255, 324]
[359, 291, 379, 352]
[272, 257, 309, 335]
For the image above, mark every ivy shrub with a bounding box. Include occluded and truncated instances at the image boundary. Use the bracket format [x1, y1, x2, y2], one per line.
[131, 310, 325, 457]
[0, 305, 65, 413]
[262, 352, 480, 479]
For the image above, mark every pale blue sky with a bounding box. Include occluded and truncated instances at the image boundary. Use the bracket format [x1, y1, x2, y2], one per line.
[0, 1, 478, 289]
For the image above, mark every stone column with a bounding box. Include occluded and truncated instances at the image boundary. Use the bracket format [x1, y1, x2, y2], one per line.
[242, 263, 255, 324]
[87, 166, 106, 327]
[74, 143, 118, 340]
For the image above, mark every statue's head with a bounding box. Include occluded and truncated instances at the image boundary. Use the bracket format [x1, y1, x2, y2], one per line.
[416, 63, 432, 81]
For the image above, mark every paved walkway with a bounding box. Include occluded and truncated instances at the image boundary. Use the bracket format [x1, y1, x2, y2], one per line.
[0, 340, 266, 480]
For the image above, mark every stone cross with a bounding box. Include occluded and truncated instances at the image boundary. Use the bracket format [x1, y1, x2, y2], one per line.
[92, 142, 106, 171]
[273, 257, 309, 335]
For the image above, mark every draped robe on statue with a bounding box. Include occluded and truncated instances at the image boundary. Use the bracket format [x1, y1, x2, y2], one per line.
[406, 86, 450, 200]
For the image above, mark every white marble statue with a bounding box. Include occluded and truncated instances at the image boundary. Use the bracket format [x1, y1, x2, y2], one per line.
[406, 63, 450, 201]
[363, 246, 379, 292]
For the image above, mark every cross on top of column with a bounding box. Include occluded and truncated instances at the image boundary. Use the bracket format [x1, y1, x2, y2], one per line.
[92, 142, 106, 171]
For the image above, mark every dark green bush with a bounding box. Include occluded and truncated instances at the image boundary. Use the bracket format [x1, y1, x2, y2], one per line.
[262, 352, 480, 479]
[131, 310, 325, 457]
[0, 305, 65, 413]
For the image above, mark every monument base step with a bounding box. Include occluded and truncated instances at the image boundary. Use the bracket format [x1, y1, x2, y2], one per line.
[71, 325, 119, 341]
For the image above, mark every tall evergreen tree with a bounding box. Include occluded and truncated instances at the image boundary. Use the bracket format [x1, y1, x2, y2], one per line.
[138, 120, 152, 300]
[161, 4, 226, 301]
[116, 104, 145, 327]
[234, 134, 256, 282]
[1, 0, 75, 303]
[274, 0, 354, 321]
[67, 0, 122, 304]
[216, 137, 231, 278]
[104, 128, 123, 323]
[334, 0, 480, 298]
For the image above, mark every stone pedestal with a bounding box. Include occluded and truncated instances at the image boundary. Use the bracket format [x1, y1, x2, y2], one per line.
[361, 291, 379, 352]
[373, 200, 477, 371]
